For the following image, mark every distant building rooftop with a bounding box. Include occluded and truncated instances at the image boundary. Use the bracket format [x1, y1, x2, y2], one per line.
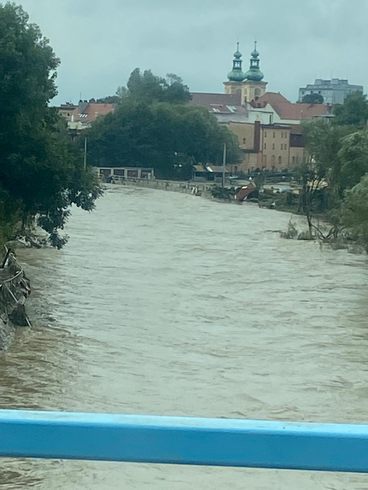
[190, 92, 242, 108]
[253, 92, 331, 120]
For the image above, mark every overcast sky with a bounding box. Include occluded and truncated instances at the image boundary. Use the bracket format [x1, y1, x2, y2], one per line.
[19, 0, 367, 105]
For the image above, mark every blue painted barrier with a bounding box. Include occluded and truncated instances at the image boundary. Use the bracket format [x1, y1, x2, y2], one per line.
[0, 409, 367, 472]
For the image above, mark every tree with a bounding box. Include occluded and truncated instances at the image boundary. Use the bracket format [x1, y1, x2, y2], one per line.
[298, 120, 347, 237]
[338, 130, 368, 191]
[0, 3, 101, 247]
[295, 94, 368, 251]
[333, 92, 368, 127]
[126, 68, 191, 104]
[302, 119, 349, 194]
[301, 93, 324, 104]
[97, 86, 128, 104]
[86, 99, 240, 179]
[342, 175, 368, 250]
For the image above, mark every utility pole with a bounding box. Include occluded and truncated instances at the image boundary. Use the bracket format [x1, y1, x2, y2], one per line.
[83, 136, 87, 170]
[222, 143, 227, 188]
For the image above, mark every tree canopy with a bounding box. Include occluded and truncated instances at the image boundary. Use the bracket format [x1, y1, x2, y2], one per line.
[342, 175, 368, 251]
[333, 92, 368, 128]
[0, 3, 101, 248]
[86, 70, 240, 179]
[96, 69, 191, 106]
[126, 69, 191, 104]
[301, 93, 324, 104]
[299, 91, 368, 247]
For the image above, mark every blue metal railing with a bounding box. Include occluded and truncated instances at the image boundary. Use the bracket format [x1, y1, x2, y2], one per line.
[0, 409, 367, 473]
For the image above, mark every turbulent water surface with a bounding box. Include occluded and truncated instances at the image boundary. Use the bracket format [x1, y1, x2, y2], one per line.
[1, 186, 368, 489]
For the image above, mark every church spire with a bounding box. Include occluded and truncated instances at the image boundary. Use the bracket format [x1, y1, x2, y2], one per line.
[244, 41, 264, 82]
[227, 42, 246, 82]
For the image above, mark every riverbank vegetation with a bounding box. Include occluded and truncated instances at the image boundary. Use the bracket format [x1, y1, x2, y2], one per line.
[0, 4, 101, 248]
[272, 92, 368, 252]
[85, 69, 240, 180]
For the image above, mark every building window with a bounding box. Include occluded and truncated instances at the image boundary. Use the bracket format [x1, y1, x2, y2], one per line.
[292, 156, 296, 165]
[278, 156, 282, 165]
[273, 131, 275, 138]
[243, 138, 246, 144]
[264, 142, 266, 149]
[271, 155, 275, 164]
[272, 143, 275, 150]
[262, 155, 267, 164]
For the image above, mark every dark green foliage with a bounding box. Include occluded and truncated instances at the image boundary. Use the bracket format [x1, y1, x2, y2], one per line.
[0, 3, 101, 247]
[297, 93, 368, 248]
[342, 175, 368, 250]
[333, 92, 368, 128]
[96, 86, 128, 104]
[210, 186, 235, 200]
[96, 95, 121, 104]
[301, 93, 324, 104]
[338, 131, 368, 191]
[86, 89, 240, 179]
[126, 69, 191, 104]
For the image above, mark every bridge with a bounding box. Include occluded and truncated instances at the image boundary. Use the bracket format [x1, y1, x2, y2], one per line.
[0, 409, 367, 473]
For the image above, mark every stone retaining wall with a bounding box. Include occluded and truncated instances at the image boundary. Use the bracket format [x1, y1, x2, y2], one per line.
[111, 178, 214, 197]
[0, 248, 31, 350]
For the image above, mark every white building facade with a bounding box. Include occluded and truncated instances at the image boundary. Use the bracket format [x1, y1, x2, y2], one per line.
[298, 79, 363, 105]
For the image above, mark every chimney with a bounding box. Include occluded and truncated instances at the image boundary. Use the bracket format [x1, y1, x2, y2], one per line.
[254, 121, 261, 152]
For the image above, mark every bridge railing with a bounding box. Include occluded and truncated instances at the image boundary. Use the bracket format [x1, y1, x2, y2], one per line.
[0, 409, 367, 473]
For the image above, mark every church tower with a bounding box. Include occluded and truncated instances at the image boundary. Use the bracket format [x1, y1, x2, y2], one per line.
[241, 42, 267, 103]
[223, 42, 246, 96]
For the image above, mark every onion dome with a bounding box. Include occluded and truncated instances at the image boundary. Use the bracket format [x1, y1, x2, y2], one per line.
[227, 42, 246, 82]
[244, 41, 264, 82]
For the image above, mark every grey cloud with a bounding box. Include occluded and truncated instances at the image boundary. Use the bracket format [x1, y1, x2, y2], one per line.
[18, 0, 367, 104]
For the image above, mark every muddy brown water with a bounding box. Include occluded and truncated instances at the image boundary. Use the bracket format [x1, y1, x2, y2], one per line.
[1, 186, 368, 489]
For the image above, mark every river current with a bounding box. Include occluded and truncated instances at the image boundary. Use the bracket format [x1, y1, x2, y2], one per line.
[1, 186, 368, 489]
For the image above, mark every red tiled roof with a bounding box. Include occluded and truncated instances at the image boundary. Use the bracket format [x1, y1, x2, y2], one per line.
[253, 92, 330, 120]
[71, 103, 115, 124]
[254, 92, 290, 107]
[81, 103, 115, 122]
[277, 103, 329, 120]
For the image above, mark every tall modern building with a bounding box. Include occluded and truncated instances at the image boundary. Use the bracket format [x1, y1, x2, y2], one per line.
[298, 79, 363, 105]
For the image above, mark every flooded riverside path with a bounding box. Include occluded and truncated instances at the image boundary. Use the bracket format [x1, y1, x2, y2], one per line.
[1, 186, 368, 489]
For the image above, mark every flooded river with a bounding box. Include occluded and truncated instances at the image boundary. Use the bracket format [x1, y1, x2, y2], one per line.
[1, 186, 368, 489]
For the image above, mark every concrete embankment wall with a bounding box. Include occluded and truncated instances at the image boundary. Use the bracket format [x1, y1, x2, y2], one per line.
[0, 249, 31, 350]
[112, 178, 214, 197]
